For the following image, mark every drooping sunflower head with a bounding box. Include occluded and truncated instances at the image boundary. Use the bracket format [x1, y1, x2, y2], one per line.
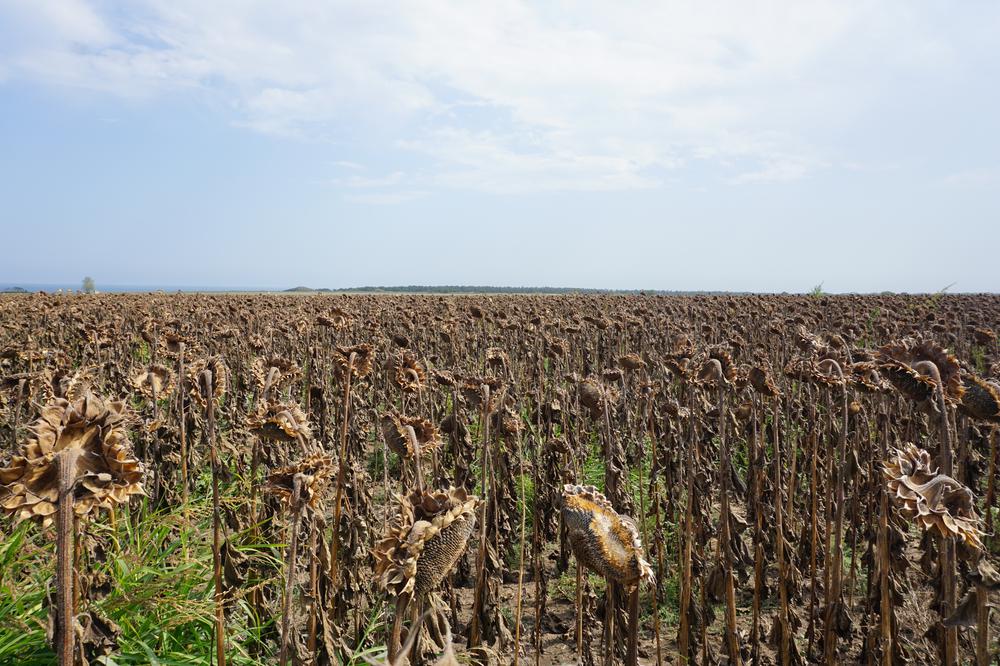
[618, 353, 646, 373]
[265, 453, 334, 512]
[849, 361, 890, 393]
[560, 484, 654, 588]
[249, 402, 312, 442]
[0, 393, 144, 527]
[878, 338, 964, 405]
[748, 364, 781, 397]
[334, 344, 374, 380]
[577, 377, 619, 418]
[186, 356, 228, 411]
[959, 374, 1000, 422]
[393, 353, 427, 394]
[316, 307, 351, 330]
[380, 412, 442, 458]
[883, 444, 983, 548]
[251, 356, 301, 397]
[131, 364, 175, 401]
[373, 487, 479, 602]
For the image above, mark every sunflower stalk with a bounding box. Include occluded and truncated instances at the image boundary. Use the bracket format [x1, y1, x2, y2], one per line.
[200, 368, 227, 666]
[329, 351, 356, 588]
[822, 360, 848, 663]
[56, 447, 82, 666]
[279, 474, 304, 666]
[468, 382, 491, 649]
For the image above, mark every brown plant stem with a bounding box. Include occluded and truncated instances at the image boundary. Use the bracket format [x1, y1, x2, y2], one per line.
[626, 584, 640, 666]
[774, 396, 791, 666]
[914, 360, 957, 666]
[468, 383, 491, 649]
[202, 370, 227, 666]
[279, 475, 304, 666]
[328, 351, 356, 588]
[823, 361, 847, 664]
[57, 448, 81, 666]
[177, 343, 188, 505]
[717, 385, 741, 666]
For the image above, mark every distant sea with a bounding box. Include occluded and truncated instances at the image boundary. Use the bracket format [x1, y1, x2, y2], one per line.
[0, 283, 279, 294]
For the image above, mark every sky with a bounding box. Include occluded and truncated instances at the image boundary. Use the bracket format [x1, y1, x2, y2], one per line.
[0, 1, 998, 293]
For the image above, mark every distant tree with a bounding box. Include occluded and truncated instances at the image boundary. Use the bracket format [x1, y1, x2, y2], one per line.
[82, 276, 96, 294]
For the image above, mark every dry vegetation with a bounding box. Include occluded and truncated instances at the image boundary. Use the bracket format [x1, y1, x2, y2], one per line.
[1, 291, 999, 666]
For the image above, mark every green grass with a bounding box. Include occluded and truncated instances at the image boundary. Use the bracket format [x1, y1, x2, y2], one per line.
[0, 476, 324, 665]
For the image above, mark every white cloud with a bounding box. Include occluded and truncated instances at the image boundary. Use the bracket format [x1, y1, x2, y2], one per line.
[334, 171, 407, 189]
[343, 189, 428, 205]
[942, 168, 1000, 188]
[732, 155, 824, 184]
[1, 1, 995, 194]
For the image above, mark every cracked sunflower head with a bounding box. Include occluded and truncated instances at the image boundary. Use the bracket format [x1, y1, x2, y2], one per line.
[373, 487, 479, 602]
[883, 444, 983, 548]
[560, 484, 654, 587]
[0, 393, 144, 527]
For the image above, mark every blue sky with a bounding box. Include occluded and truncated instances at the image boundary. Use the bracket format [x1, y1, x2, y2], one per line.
[1, 1, 998, 293]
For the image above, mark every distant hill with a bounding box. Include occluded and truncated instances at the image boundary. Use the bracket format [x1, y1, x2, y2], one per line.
[284, 286, 334, 293]
[0, 286, 28, 293]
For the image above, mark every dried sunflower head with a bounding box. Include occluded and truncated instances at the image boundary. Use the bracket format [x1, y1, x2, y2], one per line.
[393, 353, 426, 394]
[878, 339, 964, 405]
[748, 364, 780, 397]
[561, 484, 654, 587]
[186, 356, 228, 411]
[38, 366, 99, 403]
[848, 361, 889, 393]
[317, 308, 351, 330]
[577, 377, 619, 418]
[459, 375, 505, 413]
[265, 453, 334, 511]
[485, 347, 510, 372]
[251, 356, 301, 397]
[381, 413, 442, 458]
[663, 357, 690, 380]
[131, 364, 175, 401]
[883, 444, 983, 548]
[783, 357, 844, 387]
[618, 353, 646, 373]
[0, 393, 144, 527]
[373, 487, 479, 602]
[334, 344, 374, 380]
[249, 402, 312, 442]
[959, 375, 1000, 422]
[160, 331, 191, 354]
[696, 358, 729, 387]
